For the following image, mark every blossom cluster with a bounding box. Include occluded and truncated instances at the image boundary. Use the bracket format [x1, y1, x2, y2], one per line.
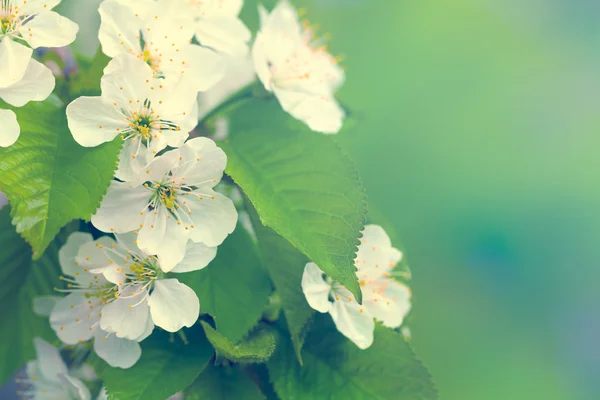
[1, 0, 413, 384]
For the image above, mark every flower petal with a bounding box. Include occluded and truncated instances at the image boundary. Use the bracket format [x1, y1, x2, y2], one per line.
[138, 206, 190, 272]
[174, 137, 226, 185]
[91, 182, 148, 234]
[355, 225, 403, 282]
[169, 241, 217, 273]
[364, 280, 412, 329]
[102, 54, 154, 107]
[22, 11, 79, 49]
[301, 262, 332, 313]
[59, 232, 94, 279]
[60, 374, 92, 400]
[19, 0, 61, 14]
[273, 88, 344, 134]
[33, 296, 62, 317]
[33, 338, 69, 383]
[0, 109, 20, 147]
[98, 0, 143, 57]
[50, 293, 102, 345]
[66, 96, 128, 147]
[93, 330, 142, 369]
[100, 288, 151, 341]
[148, 279, 200, 332]
[187, 190, 238, 247]
[0, 59, 54, 107]
[195, 17, 250, 56]
[0, 38, 32, 88]
[329, 296, 374, 350]
[167, 44, 224, 92]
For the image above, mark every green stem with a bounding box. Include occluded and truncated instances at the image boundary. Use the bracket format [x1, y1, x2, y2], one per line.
[197, 80, 261, 126]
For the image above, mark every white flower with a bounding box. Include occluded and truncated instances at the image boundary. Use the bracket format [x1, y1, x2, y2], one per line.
[301, 225, 412, 349]
[91, 137, 237, 270]
[49, 232, 143, 369]
[252, 0, 345, 134]
[66, 54, 199, 181]
[20, 338, 91, 400]
[81, 232, 215, 339]
[0, 56, 55, 147]
[186, 0, 251, 56]
[98, 0, 224, 92]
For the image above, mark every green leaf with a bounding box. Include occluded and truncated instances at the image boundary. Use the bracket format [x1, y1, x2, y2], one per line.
[179, 227, 272, 343]
[0, 100, 121, 256]
[101, 327, 214, 400]
[221, 98, 367, 302]
[70, 50, 111, 98]
[186, 364, 265, 400]
[267, 314, 438, 400]
[201, 321, 276, 364]
[250, 209, 313, 364]
[0, 206, 68, 385]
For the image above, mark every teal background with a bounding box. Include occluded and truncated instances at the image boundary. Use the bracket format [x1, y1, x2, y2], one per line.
[28, 0, 600, 399]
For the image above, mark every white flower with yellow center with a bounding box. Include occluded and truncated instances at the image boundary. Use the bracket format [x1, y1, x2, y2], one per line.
[66, 54, 199, 182]
[19, 338, 91, 400]
[49, 232, 144, 369]
[0, 0, 78, 88]
[252, 0, 345, 134]
[81, 232, 215, 340]
[91, 137, 237, 270]
[98, 0, 224, 92]
[302, 225, 412, 349]
[0, 56, 54, 147]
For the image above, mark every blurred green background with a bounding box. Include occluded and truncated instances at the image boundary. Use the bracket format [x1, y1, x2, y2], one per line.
[254, 0, 600, 399]
[43, 0, 600, 399]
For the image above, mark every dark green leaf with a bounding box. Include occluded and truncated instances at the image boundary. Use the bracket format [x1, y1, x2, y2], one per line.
[267, 314, 438, 400]
[186, 364, 265, 400]
[250, 209, 313, 364]
[201, 321, 275, 364]
[0, 207, 68, 385]
[101, 327, 214, 400]
[0, 100, 121, 256]
[179, 227, 272, 343]
[221, 98, 367, 302]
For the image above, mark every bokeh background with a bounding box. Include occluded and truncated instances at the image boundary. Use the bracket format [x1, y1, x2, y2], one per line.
[3, 0, 599, 399]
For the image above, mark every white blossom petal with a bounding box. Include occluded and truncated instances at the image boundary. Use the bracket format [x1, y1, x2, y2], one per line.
[329, 296, 374, 350]
[66, 96, 129, 147]
[91, 182, 148, 234]
[22, 11, 79, 49]
[0, 59, 54, 107]
[100, 288, 151, 341]
[0, 109, 20, 147]
[93, 330, 142, 369]
[174, 137, 226, 185]
[148, 279, 200, 332]
[169, 44, 224, 92]
[355, 225, 403, 282]
[98, 0, 143, 57]
[0, 38, 32, 88]
[33, 296, 62, 317]
[364, 280, 411, 329]
[138, 206, 189, 272]
[195, 16, 250, 56]
[60, 374, 92, 400]
[169, 241, 217, 273]
[301, 262, 333, 313]
[59, 232, 93, 278]
[33, 338, 69, 383]
[19, 0, 62, 14]
[273, 88, 344, 134]
[101, 54, 154, 106]
[50, 293, 102, 345]
[186, 190, 237, 247]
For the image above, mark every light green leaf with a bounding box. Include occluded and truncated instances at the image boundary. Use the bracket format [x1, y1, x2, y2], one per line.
[0, 207, 69, 385]
[101, 327, 213, 400]
[186, 364, 265, 400]
[179, 227, 272, 343]
[201, 321, 276, 364]
[250, 209, 313, 364]
[0, 100, 121, 256]
[267, 314, 438, 400]
[221, 98, 367, 302]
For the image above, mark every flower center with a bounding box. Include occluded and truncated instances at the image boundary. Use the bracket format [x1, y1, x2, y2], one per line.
[140, 46, 161, 74]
